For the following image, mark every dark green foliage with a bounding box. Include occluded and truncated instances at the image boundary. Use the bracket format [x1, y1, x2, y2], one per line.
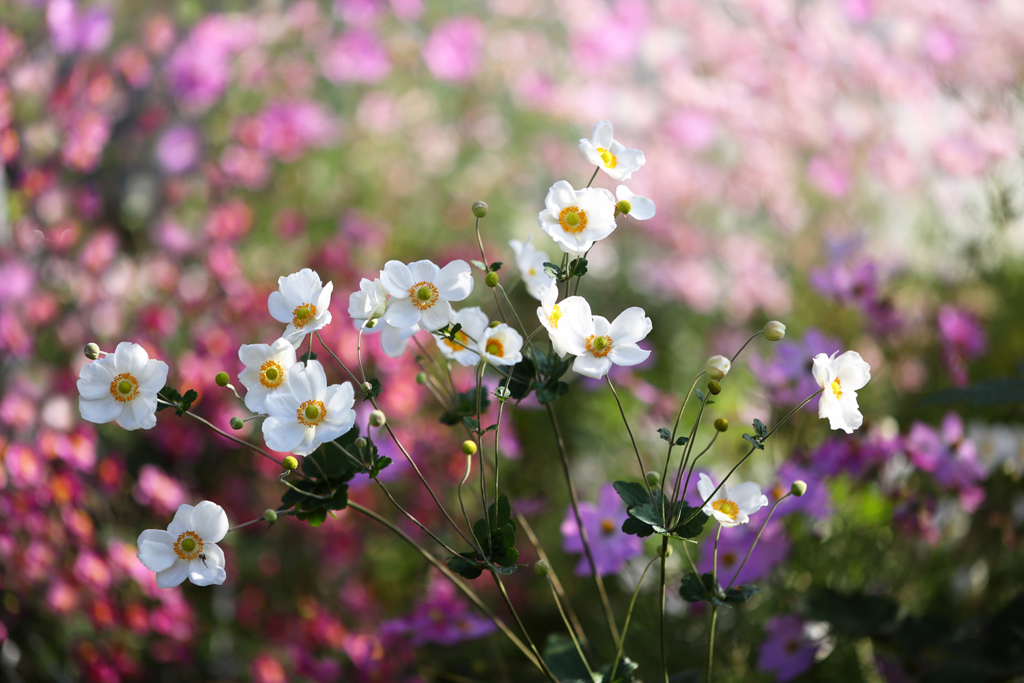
[279, 427, 362, 526]
[614, 481, 709, 540]
[298, 350, 318, 364]
[156, 386, 198, 416]
[504, 347, 573, 404]
[440, 388, 491, 425]
[806, 588, 898, 636]
[446, 495, 520, 579]
[679, 572, 760, 606]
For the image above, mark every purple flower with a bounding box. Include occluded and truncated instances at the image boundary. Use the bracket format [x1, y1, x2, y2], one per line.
[750, 329, 842, 409]
[561, 483, 643, 576]
[155, 125, 202, 175]
[757, 614, 821, 681]
[905, 413, 986, 512]
[807, 425, 900, 479]
[47, 0, 112, 54]
[698, 518, 789, 586]
[322, 30, 391, 84]
[937, 305, 987, 387]
[809, 258, 902, 336]
[422, 17, 483, 82]
[768, 463, 831, 520]
[381, 576, 495, 646]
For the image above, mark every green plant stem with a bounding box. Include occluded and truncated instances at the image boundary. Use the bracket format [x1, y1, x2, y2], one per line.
[585, 166, 599, 188]
[681, 431, 719, 502]
[708, 525, 722, 683]
[605, 376, 655, 501]
[609, 556, 659, 682]
[314, 331, 361, 385]
[729, 330, 764, 364]
[661, 372, 705, 517]
[658, 536, 670, 683]
[475, 363, 492, 553]
[495, 283, 528, 337]
[227, 508, 293, 532]
[546, 576, 594, 679]
[491, 572, 559, 683]
[726, 493, 791, 590]
[669, 392, 712, 517]
[177, 408, 287, 469]
[374, 479, 463, 557]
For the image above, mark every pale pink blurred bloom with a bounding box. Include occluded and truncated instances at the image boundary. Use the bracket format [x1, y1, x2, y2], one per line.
[807, 154, 851, 198]
[251, 654, 288, 683]
[46, 579, 80, 614]
[322, 30, 391, 84]
[155, 124, 201, 174]
[923, 24, 958, 64]
[164, 16, 256, 112]
[422, 17, 484, 82]
[247, 101, 339, 161]
[60, 111, 110, 172]
[113, 45, 152, 88]
[205, 199, 253, 241]
[220, 145, 270, 188]
[932, 134, 988, 177]
[79, 230, 119, 273]
[154, 217, 197, 255]
[334, 0, 385, 27]
[62, 507, 95, 542]
[390, 0, 423, 21]
[0, 393, 35, 431]
[667, 109, 718, 151]
[143, 15, 176, 55]
[132, 464, 189, 516]
[5, 443, 45, 488]
[73, 550, 113, 590]
[22, 540, 57, 583]
[0, 26, 24, 72]
[842, 0, 873, 22]
[47, 0, 113, 54]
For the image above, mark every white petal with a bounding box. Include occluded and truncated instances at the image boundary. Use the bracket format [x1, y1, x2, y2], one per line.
[79, 396, 123, 425]
[113, 342, 146, 375]
[608, 308, 652, 345]
[572, 353, 612, 379]
[591, 121, 613, 149]
[811, 353, 833, 389]
[435, 260, 474, 302]
[579, 139, 604, 167]
[315, 281, 333, 313]
[545, 180, 578, 213]
[728, 482, 767, 514]
[263, 417, 307, 453]
[382, 297, 419, 329]
[268, 291, 292, 324]
[697, 473, 715, 502]
[835, 351, 871, 391]
[189, 558, 226, 587]
[380, 324, 415, 358]
[136, 529, 178, 572]
[130, 395, 159, 430]
[419, 300, 453, 332]
[238, 342, 269, 369]
[380, 261, 414, 298]
[115, 404, 143, 431]
[137, 359, 169, 393]
[243, 384, 271, 414]
[167, 504, 195, 536]
[155, 559, 189, 588]
[608, 343, 650, 368]
[77, 361, 115, 399]
[408, 259, 441, 284]
[191, 501, 229, 544]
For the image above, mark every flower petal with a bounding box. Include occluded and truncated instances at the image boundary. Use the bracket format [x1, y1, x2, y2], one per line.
[136, 529, 178, 572]
[835, 351, 871, 391]
[435, 260, 474, 302]
[608, 343, 650, 368]
[137, 360, 169, 393]
[156, 559, 189, 588]
[572, 353, 612, 379]
[419, 300, 453, 332]
[268, 291, 292, 324]
[728, 482, 767, 514]
[315, 280, 334, 313]
[609, 307, 652, 345]
[578, 139, 604, 167]
[115, 404, 143, 431]
[130, 394, 159, 430]
[697, 473, 715, 503]
[811, 353, 833, 390]
[380, 324, 416, 358]
[263, 417, 307, 453]
[408, 259, 441, 284]
[380, 261, 414, 298]
[77, 361, 115, 399]
[591, 121, 613, 149]
[167, 504, 195, 536]
[382, 297, 419, 329]
[191, 501, 229, 544]
[79, 396, 123, 425]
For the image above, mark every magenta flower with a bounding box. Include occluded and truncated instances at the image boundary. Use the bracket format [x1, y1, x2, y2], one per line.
[422, 17, 483, 82]
[757, 614, 822, 681]
[905, 413, 986, 512]
[155, 125, 201, 175]
[560, 484, 643, 577]
[322, 30, 391, 84]
[381, 576, 496, 646]
[937, 305, 987, 387]
[698, 518, 789, 586]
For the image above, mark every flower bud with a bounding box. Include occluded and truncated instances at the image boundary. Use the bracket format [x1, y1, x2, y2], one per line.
[462, 440, 478, 456]
[764, 321, 786, 341]
[230, 417, 244, 430]
[616, 199, 632, 215]
[658, 544, 673, 558]
[646, 471, 662, 488]
[534, 559, 551, 577]
[415, 372, 427, 385]
[84, 343, 100, 360]
[705, 355, 731, 380]
[264, 509, 278, 523]
[485, 271, 499, 288]
[707, 380, 721, 395]
[714, 418, 729, 432]
[282, 456, 298, 471]
[472, 201, 488, 218]
[215, 372, 230, 387]
[489, 320, 501, 328]
[355, 437, 367, 449]
[365, 319, 377, 328]
[369, 410, 386, 427]
[361, 381, 373, 393]
[791, 480, 807, 497]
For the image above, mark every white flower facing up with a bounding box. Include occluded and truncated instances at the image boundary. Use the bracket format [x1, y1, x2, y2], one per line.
[615, 185, 656, 220]
[579, 121, 646, 181]
[268, 269, 334, 346]
[536, 285, 588, 358]
[436, 306, 489, 366]
[697, 473, 769, 528]
[538, 180, 617, 257]
[262, 360, 356, 456]
[237, 338, 297, 414]
[380, 259, 474, 332]
[560, 299, 653, 380]
[347, 277, 420, 358]
[78, 342, 169, 431]
[812, 350, 871, 434]
[509, 237, 554, 300]
[479, 323, 524, 367]
[136, 501, 228, 588]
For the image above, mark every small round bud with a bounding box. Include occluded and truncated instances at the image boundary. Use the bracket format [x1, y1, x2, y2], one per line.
[230, 417, 244, 430]
[361, 381, 372, 393]
[282, 456, 298, 471]
[215, 372, 230, 387]
[489, 320, 501, 328]
[485, 271, 499, 288]
[791, 480, 807, 497]
[714, 418, 729, 433]
[84, 343, 100, 360]
[707, 380, 721, 395]
[705, 355, 731, 380]
[355, 437, 367, 448]
[369, 410, 386, 427]
[462, 440, 478, 456]
[415, 372, 427, 385]
[764, 320, 786, 341]
[646, 471, 662, 488]
[658, 544, 673, 558]
[472, 201, 489, 218]
[264, 509, 278, 523]
[616, 199, 632, 215]
[534, 559, 551, 577]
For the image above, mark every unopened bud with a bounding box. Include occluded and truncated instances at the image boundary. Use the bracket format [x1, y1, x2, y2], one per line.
[462, 440, 478, 456]
[764, 321, 786, 341]
[230, 417, 244, 430]
[705, 355, 731, 380]
[714, 418, 729, 433]
[534, 559, 551, 577]
[707, 380, 721, 395]
[84, 343, 100, 360]
[646, 471, 662, 488]
[616, 199, 632, 215]
[282, 456, 298, 471]
[489, 320, 501, 328]
[472, 201, 488, 218]
[791, 480, 807, 497]
[365, 319, 377, 328]
[658, 544, 673, 558]
[264, 509, 278, 523]
[416, 372, 428, 385]
[485, 271, 499, 288]
[355, 437, 368, 449]
[361, 381, 373, 393]
[215, 372, 230, 387]
[369, 410, 386, 427]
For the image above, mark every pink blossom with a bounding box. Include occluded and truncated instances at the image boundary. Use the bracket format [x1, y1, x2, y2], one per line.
[131, 464, 188, 516]
[322, 30, 391, 84]
[422, 17, 483, 82]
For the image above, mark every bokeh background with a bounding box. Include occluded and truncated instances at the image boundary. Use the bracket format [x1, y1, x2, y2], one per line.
[3, 0, 1024, 681]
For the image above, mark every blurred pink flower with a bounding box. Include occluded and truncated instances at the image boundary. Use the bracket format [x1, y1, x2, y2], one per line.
[322, 30, 391, 84]
[132, 464, 189, 516]
[155, 124, 201, 174]
[422, 17, 483, 82]
[47, 0, 113, 54]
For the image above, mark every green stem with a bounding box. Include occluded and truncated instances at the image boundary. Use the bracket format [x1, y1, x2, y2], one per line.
[227, 508, 293, 532]
[177, 408, 287, 470]
[609, 556, 659, 682]
[726, 493, 791, 590]
[374, 479, 463, 557]
[658, 537, 669, 683]
[546, 576, 594, 679]
[708, 525, 722, 683]
[315, 331, 361, 385]
[585, 166, 599, 188]
[606, 376, 655, 501]
[661, 372, 705, 516]
[491, 572, 559, 683]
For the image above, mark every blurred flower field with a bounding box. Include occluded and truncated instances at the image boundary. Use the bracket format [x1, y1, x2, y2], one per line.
[3, 0, 1024, 681]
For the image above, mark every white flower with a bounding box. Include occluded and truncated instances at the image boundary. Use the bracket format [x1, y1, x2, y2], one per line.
[538, 180, 617, 257]
[579, 121, 646, 181]
[812, 350, 871, 434]
[237, 338, 297, 414]
[705, 355, 731, 380]
[560, 300, 652, 380]
[479, 323, 524, 367]
[436, 307, 489, 366]
[136, 501, 228, 588]
[615, 185, 656, 220]
[697, 473, 768, 528]
[268, 269, 334, 346]
[77, 342, 168, 431]
[348, 277, 388, 325]
[379, 323, 420, 358]
[536, 285, 586, 358]
[262, 360, 356, 455]
[509, 237, 554, 300]
[380, 259, 474, 332]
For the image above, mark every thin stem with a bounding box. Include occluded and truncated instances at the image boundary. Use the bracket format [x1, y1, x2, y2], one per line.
[475, 363, 492, 554]
[356, 323, 368, 383]
[708, 525, 722, 683]
[670, 392, 712, 517]
[661, 372, 705, 508]
[658, 536, 669, 683]
[227, 508, 292, 532]
[495, 283, 527, 337]
[176, 407, 287, 470]
[606, 376, 655, 501]
[491, 573, 559, 683]
[681, 431, 719, 502]
[375, 479, 463, 557]
[315, 331, 361, 385]
[456, 454, 481, 555]
[729, 329, 764, 364]
[585, 166, 599, 188]
[726, 493, 791, 590]
[609, 556, 659, 682]
[546, 577, 594, 679]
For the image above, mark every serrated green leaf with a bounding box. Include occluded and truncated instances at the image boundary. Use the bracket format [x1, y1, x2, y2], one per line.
[753, 418, 768, 438]
[621, 516, 655, 538]
[670, 506, 709, 539]
[742, 433, 765, 450]
[489, 261, 502, 272]
[723, 584, 761, 603]
[536, 381, 570, 405]
[613, 481, 652, 508]
[463, 416, 480, 431]
[679, 572, 718, 603]
[360, 378, 382, 400]
[657, 427, 672, 442]
[675, 436, 689, 446]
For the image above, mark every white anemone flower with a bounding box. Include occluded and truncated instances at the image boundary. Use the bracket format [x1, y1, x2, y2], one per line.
[379, 323, 420, 358]
[136, 501, 228, 588]
[262, 360, 356, 455]
[479, 323, 524, 367]
[697, 473, 768, 528]
[380, 259, 474, 332]
[536, 285, 587, 358]
[347, 276, 420, 358]
[509, 237, 554, 300]
[560, 301, 653, 379]
[615, 185, 656, 220]
[268, 269, 334, 346]
[237, 338, 297, 414]
[436, 307, 489, 366]
[77, 342, 168, 431]
[538, 180, 617, 257]
[812, 350, 871, 434]
[579, 121, 646, 181]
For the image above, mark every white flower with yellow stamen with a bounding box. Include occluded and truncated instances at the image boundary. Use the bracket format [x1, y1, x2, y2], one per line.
[262, 360, 355, 456]
[77, 341, 168, 431]
[268, 269, 334, 346]
[237, 338, 297, 414]
[537, 180, 617, 257]
[509, 237, 554, 301]
[347, 277, 420, 358]
[812, 350, 871, 434]
[380, 259, 474, 332]
[479, 323, 524, 367]
[436, 306, 489, 367]
[536, 284, 586, 358]
[579, 121, 646, 181]
[615, 185, 656, 220]
[697, 473, 768, 528]
[136, 501, 228, 588]
[560, 300, 652, 380]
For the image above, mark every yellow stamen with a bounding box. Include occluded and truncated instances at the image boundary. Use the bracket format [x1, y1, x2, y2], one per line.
[296, 399, 327, 427]
[444, 330, 471, 352]
[600, 518, 615, 534]
[259, 360, 285, 389]
[585, 334, 613, 358]
[408, 281, 439, 310]
[485, 339, 505, 358]
[831, 378, 842, 399]
[558, 205, 588, 234]
[173, 530, 203, 560]
[109, 373, 139, 403]
[292, 303, 317, 328]
[597, 147, 618, 169]
[548, 304, 562, 328]
[712, 499, 739, 519]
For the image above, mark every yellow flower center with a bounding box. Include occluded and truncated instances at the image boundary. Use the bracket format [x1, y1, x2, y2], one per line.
[548, 304, 562, 329]
[173, 530, 203, 560]
[722, 551, 736, 567]
[408, 281, 439, 310]
[712, 499, 739, 519]
[444, 330, 471, 352]
[585, 334, 613, 357]
[831, 378, 842, 399]
[109, 373, 140, 403]
[292, 303, 317, 328]
[597, 147, 618, 169]
[297, 399, 327, 427]
[558, 205, 588, 234]
[485, 339, 505, 358]
[600, 518, 615, 534]
[259, 360, 285, 389]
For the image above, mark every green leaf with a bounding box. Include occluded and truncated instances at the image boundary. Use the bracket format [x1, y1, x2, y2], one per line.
[298, 350, 318, 364]
[675, 436, 688, 446]
[463, 416, 480, 432]
[621, 516, 655, 538]
[156, 386, 180, 412]
[613, 481, 652, 508]
[550, 355, 574, 383]
[542, 262, 564, 281]
[657, 427, 672, 442]
[543, 633, 591, 682]
[446, 553, 485, 580]
[536, 381, 570, 405]
[440, 388, 491, 426]
[470, 259, 488, 272]
[506, 353, 537, 400]
[695, 389, 705, 402]
[360, 378, 382, 400]
[489, 261, 502, 272]
[568, 257, 588, 278]
[742, 433, 765, 450]
[488, 495, 512, 527]
[806, 588, 898, 636]
[752, 418, 768, 438]
[679, 572, 717, 603]
[723, 584, 761, 603]
[601, 657, 639, 683]
[670, 506, 709, 539]
[296, 507, 328, 527]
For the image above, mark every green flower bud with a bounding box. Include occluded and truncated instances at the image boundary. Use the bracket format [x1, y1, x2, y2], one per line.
[462, 440, 478, 456]
[230, 417, 244, 430]
[282, 456, 298, 471]
[264, 509, 278, 523]
[361, 381, 373, 393]
[472, 201, 488, 218]
[714, 418, 729, 432]
[485, 271, 499, 288]
[416, 372, 428, 385]
[646, 471, 662, 488]
[707, 380, 721, 395]
[616, 199, 632, 215]
[791, 480, 807, 497]
[764, 320, 786, 341]
[369, 410, 386, 427]
[84, 343, 100, 360]
[215, 372, 230, 387]
[365, 319, 377, 328]
[658, 544, 673, 558]
[534, 559, 551, 577]
[489, 320, 501, 328]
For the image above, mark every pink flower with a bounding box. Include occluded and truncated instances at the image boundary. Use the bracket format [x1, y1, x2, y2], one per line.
[422, 17, 483, 82]
[322, 30, 391, 84]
